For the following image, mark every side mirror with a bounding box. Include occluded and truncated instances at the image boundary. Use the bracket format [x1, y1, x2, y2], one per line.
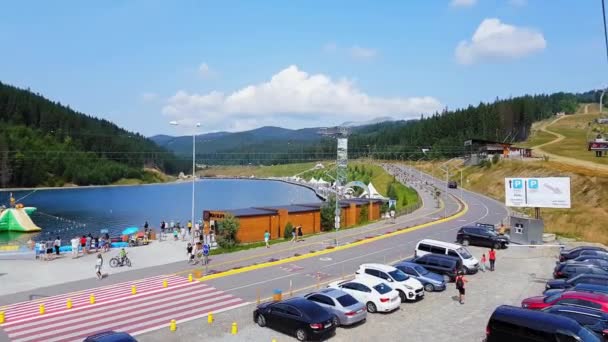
[387, 278, 394, 282]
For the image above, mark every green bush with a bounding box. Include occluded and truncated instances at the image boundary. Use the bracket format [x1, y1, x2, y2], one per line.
[216, 214, 240, 249]
[284, 222, 294, 239]
[359, 205, 369, 224]
[492, 154, 500, 164]
[320, 197, 337, 232]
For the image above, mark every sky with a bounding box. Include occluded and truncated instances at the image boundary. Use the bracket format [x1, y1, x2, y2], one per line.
[0, 0, 606, 136]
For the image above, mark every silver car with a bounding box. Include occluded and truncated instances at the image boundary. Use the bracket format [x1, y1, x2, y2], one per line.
[303, 288, 367, 326]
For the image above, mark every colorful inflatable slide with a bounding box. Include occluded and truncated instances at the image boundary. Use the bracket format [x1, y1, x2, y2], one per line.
[0, 207, 41, 232]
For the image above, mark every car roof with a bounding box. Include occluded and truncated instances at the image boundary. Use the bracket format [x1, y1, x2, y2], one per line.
[317, 288, 348, 298]
[417, 239, 463, 249]
[84, 331, 136, 342]
[279, 297, 332, 313]
[562, 290, 608, 302]
[341, 277, 386, 287]
[566, 246, 606, 253]
[560, 262, 605, 268]
[544, 305, 608, 318]
[416, 253, 460, 262]
[491, 305, 584, 333]
[394, 261, 418, 267]
[569, 274, 608, 282]
[574, 283, 608, 292]
[359, 263, 397, 272]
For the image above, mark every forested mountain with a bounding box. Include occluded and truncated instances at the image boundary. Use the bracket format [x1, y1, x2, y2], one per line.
[0, 82, 187, 188]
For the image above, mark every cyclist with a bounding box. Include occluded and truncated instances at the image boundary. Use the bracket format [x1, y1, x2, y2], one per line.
[119, 248, 127, 265]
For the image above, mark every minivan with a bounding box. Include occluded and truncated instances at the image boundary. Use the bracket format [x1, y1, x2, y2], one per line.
[415, 239, 479, 274]
[410, 254, 462, 282]
[486, 305, 601, 342]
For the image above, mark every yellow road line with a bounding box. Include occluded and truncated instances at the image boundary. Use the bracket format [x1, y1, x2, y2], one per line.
[196, 197, 467, 282]
[176, 197, 447, 277]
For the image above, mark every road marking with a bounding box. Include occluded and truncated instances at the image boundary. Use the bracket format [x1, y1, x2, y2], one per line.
[280, 264, 304, 272]
[319, 257, 332, 261]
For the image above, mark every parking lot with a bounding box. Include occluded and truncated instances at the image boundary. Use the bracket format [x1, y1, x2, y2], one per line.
[138, 244, 559, 342]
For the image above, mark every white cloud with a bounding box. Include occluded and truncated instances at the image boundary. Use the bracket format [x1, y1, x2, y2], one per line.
[508, 0, 527, 6]
[450, 0, 477, 7]
[163, 65, 441, 132]
[349, 45, 378, 60]
[140, 92, 159, 102]
[198, 62, 214, 78]
[455, 18, 546, 65]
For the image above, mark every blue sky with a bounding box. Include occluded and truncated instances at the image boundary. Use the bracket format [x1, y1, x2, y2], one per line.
[0, 0, 605, 136]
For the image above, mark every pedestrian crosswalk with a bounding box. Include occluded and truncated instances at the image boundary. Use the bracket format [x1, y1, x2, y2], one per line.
[0, 274, 248, 342]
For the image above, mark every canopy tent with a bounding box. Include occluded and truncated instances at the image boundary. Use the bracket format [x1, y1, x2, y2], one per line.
[317, 177, 330, 186]
[359, 182, 386, 199]
[309, 177, 318, 184]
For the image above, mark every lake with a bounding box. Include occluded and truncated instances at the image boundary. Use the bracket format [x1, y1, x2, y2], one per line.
[0, 179, 322, 244]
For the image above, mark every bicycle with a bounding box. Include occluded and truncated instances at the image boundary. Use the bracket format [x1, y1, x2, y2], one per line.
[109, 255, 132, 268]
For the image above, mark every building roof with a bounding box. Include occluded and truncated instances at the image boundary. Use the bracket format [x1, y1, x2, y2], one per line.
[226, 208, 278, 217]
[255, 205, 319, 214]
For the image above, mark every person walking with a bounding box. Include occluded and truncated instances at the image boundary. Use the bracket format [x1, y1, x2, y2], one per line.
[264, 230, 270, 248]
[291, 229, 296, 243]
[489, 248, 496, 271]
[85, 234, 92, 255]
[297, 226, 303, 241]
[53, 236, 61, 256]
[455, 271, 468, 304]
[71, 236, 79, 258]
[80, 235, 86, 254]
[480, 254, 487, 272]
[187, 220, 192, 236]
[95, 253, 103, 280]
[186, 242, 193, 262]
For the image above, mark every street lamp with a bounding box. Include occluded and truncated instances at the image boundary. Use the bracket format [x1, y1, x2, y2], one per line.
[170, 121, 201, 238]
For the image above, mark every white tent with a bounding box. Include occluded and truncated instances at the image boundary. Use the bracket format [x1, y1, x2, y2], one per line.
[309, 177, 318, 184]
[360, 182, 386, 199]
[317, 177, 330, 186]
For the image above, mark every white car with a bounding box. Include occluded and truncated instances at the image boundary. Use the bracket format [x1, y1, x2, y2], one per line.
[327, 277, 400, 313]
[355, 263, 424, 302]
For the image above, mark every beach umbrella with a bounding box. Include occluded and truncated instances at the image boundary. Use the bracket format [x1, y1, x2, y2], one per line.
[121, 226, 139, 235]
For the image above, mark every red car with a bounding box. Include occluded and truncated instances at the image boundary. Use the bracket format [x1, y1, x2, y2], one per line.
[521, 290, 608, 312]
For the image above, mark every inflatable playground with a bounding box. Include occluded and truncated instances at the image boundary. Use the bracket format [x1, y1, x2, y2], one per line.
[0, 206, 42, 232]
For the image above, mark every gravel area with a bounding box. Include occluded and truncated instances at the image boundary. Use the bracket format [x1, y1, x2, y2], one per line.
[138, 244, 559, 342]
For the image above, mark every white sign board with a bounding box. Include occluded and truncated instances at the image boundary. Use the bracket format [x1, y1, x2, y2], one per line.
[504, 177, 571, 208]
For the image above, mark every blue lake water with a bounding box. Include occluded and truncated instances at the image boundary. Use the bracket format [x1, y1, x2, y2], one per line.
[0, 179, 321, 244]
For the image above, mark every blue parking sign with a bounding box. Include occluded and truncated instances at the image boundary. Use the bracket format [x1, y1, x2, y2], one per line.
[203, 244, 210, 256]
[513, 179, 523, 189]
[528, 179, 539, 189]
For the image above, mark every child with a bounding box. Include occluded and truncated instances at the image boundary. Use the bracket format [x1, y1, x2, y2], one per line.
[173, 228, 179, 241]
[186, 243, 193, 262]
[480, 253, 487, 272]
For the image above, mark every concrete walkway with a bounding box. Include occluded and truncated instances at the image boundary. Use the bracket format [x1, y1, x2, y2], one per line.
[0, 168, 460, 304]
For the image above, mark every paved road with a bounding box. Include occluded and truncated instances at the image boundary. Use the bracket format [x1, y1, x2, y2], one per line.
[0, 164, 509, 341]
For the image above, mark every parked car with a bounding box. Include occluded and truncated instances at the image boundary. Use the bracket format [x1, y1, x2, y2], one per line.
[447, 181, 457, 189]
[327, 278, 400, 313]
[410, 254, 462, 282]
[456, 226, 509, 249]
[303, 288, 367, 327]
[582, 250, 608, 258]
[486, 305, 601, 342]
[393, 261, 446, 292]
[253, 297, 335, 342]
[542, 305, 608, 339]
[83, 331, 137, 342]
[572, 255, 608, 264]
[414, 239, 479, 274]
[560, 246, 608, 262]
[544, 283, 608, 298]
[546, 274, 608, 292]
[553, 264, 608, 280]
[521, 290, 608, 312]
[476, 222, 510, 240]
[354, 263, 424, 302]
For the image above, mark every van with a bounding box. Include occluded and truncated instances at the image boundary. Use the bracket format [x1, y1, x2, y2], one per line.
[411, 254, 462, 282]
[415, 239, 479, 274]
[486, 305, 601, 342]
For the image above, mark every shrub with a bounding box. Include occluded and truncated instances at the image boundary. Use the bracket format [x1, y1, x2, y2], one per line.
[359, 205, 369, 224]
[492, 154, 500, 164]
[216, 214, 240, 249]
[284, 222, 294, 240]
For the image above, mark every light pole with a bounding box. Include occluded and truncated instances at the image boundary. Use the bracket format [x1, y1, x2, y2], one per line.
[170, 121, 201, 237]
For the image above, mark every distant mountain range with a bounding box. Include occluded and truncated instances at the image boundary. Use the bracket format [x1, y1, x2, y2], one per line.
[151, 118, 396, 155]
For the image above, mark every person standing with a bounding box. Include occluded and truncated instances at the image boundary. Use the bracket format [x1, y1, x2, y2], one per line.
[186, 243, 193, 263]
[297, 226, 303, 241]
[291, 229, 296, 243]
[264, 230, 270, 248]
[480, 254, 487, 272]
[187, 220, 192, 236]
[455, 271, 468, 304]
[71, 236, 80, 258]
[85, 234, 92, 254]
[95, 253, 103, 280]
[53, 236, 61, 256]
[489, 248, 496, 271]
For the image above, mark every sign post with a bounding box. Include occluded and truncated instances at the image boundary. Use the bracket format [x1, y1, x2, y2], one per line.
[202, 243, 210, 275]
[504, 177, 571, 209]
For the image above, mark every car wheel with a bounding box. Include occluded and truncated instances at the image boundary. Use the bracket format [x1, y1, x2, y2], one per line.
[332, 315, 340, 327]
[462, 239, 469, 246]
[424, 283, 434, 292]
[296, 328, 307, 341]
[256, 314, 266, 327]
[366, 301, 377, 313]
[493, 242, 500, 249]
[398, 290, 407, 302]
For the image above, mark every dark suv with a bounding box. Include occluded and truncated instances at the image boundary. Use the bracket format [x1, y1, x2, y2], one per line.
[447, 181, 457, 189]
[545, 274, 608, 292]
[456, 226, 509, 249]
[410, 254, 462, 282]
[560, 246, 608, 262]
[553, 263, 608, 279]
[542, 305, 608, 339]
[486, 305, 601, 342]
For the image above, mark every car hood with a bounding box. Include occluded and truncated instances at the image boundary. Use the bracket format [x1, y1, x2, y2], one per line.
[546, 279, 567, 289]
[522, 296, 546, 307]
[403, 277, 423, 289]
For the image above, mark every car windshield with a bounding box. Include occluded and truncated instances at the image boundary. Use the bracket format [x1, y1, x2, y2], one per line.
[543, 293, 562, 303]
[486, 230, 499, 237]
[456, 247, 472, 259]
[388, 269, 409, 282]
[373, 283, 392, 295]
[414, 265, 429, 275]
[336, 294, 358, 307]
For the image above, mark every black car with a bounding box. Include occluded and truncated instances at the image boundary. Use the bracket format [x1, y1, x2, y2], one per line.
[410, 254, 462, 282]
[545, 274, 608, 292]
[544, 283, 608, 298]
[542, 305, 608, 339]
[253, 298, 335, 341]
[447, 181, 457, 189]
[486, 305, 601, 342]
[456, 226, 509, 249]
[573, 255, 608, 263]
[560, 246, 608, 262]
[582, 250, 608, 258]
[553, 263, 608, 279]
[83, 331, 137, 342]
[558, 258, 608, 271]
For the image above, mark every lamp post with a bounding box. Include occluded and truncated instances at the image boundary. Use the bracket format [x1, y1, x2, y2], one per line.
[170, 121, 201, 237]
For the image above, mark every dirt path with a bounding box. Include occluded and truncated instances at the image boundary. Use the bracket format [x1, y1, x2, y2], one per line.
[532, 115, 608, 175]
